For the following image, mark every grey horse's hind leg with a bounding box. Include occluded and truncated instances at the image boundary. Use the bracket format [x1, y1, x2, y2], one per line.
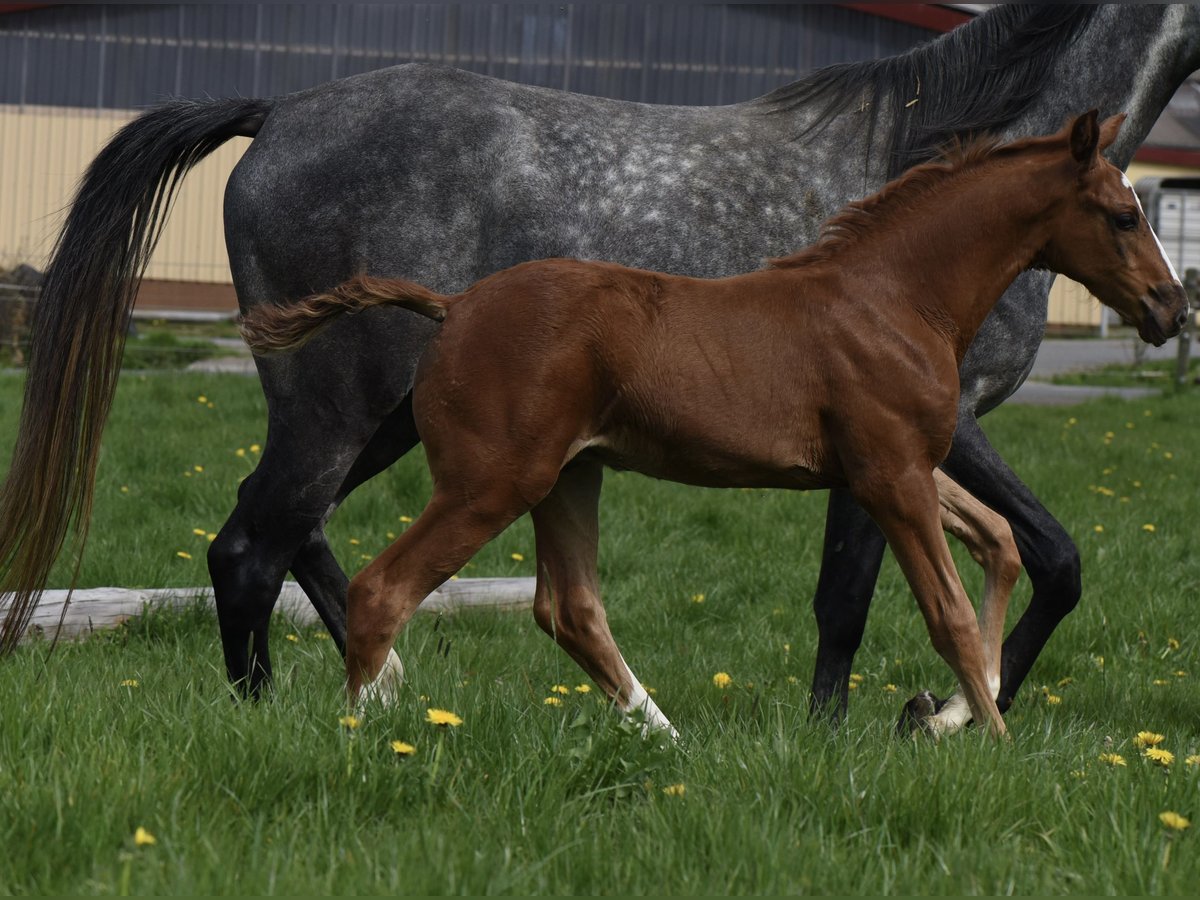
[287, 394, 422, 655]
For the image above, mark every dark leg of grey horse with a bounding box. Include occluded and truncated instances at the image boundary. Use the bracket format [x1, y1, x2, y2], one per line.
[286, 396, 421, 656]
[208, 394, 422, 697]
[937, 416, 1080, 713]
[808, 414, 1080, 722]
[808, 488, 887, 723]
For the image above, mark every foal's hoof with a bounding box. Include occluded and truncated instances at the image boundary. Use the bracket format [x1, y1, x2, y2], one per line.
[895, 690, 946, 737]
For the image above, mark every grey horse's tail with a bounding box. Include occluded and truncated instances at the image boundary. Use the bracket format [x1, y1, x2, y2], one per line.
[240, 275, 455, 354]
[0, 98, 269, 653]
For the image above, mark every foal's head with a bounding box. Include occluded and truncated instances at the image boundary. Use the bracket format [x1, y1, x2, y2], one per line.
[1039, 111, 1188, 346]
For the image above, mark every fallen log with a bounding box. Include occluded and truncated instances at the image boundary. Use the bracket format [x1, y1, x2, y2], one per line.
[16, 577, 536, 643]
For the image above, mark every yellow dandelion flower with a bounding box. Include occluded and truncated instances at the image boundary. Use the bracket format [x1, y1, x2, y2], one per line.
[848, 681, 859, 691]
[1164, 451, 1174, 460]
[1125, 422, 1135, 430]
[1057, 676, 1073, 687]
[285, 634, 299, 643]
[1168, 637, 1181, 651]
[1142, 523, 1156, 533]
[120, 485, 129, 493]
[550, 684, 569, 695]
[574, 684, 591, 693]
[1135, 731, 1166, 747]
[511, 552, 524, 562]
[1098, 753, 1127, 767]
[1175, 670, 1187, 678]
[849, 673, 865, 684]
[1094, 655, 1105, 669]
[133, 827, 157, 847]
[196, 395, 207, 404]
[786, 675, 798, 684]
[712, 672, 732, 689]
[250, 443, 261, 453]
[1102, 466, 1115, 475]
[1104, 431, 1115, 439]
[191, 527, 206, 536]
[691, 592, 705, 604]
[1184, 755, 1200, 767]
[1159, 811, 1190, 831]
[314, 631, 330, 640]
[425, 708, 463, 727]
[1067, 417, 1078, 425]
[1093, 525, 1104, 534]
[643, 683, 657, 695]
[235, 447, 246, 457]
[543, 696, 562, 706]
[399, 515, 413, 523]
[175, 551, 192, 560]
[193, 465, 203, 473]
[883, 683, 898, 693]
[1153, 679, 1169, 686]
[662, 783, 686, 797]
[120, 679, 139, 688]
[206, 533, 216, 542]
[390, 740, 416, 756]
[1133, 480, 1142, 488]
[1046, 694, 1062, 705]
[386, 531, 396, 540]
[1069, 769, 1087, 779]
[1144, 747, 1174, 766]
[783, 643, 790, 653]
[338, 715, 361, 730]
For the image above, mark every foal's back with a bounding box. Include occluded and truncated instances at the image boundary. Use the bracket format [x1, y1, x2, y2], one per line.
[414, 257, 955, 492]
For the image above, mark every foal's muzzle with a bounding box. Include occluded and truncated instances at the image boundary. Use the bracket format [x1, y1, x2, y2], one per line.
[1138, 282, 1189, 347]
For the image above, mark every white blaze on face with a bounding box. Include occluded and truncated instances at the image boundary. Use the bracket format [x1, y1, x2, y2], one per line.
[1121, 173, 1182, 284]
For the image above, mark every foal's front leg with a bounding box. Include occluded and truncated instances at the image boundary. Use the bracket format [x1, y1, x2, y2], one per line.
[898, 470, 1022, 736]
[855, 467, 1007, 738]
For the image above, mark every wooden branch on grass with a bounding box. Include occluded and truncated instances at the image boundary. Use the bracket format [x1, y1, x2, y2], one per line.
[15, 577, 536, 643]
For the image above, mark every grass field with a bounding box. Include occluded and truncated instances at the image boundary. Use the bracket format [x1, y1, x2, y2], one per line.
[0, 371, 1197, 894]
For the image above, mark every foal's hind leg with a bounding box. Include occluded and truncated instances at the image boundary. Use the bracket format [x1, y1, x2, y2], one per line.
[898, 471, 1021, 736]
[345, 486, 530, 704]
[529, 462, 676, 737]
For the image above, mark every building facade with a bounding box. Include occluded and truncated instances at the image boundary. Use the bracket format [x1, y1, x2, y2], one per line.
[1, 3, 1196, 325]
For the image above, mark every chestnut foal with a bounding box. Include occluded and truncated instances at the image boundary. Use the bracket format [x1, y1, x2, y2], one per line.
[243, 111, 1186, 738]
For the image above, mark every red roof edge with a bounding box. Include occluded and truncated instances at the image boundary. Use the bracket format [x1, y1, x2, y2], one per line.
[839, 4, 972, 33]
[1135, 146, 1200, 169]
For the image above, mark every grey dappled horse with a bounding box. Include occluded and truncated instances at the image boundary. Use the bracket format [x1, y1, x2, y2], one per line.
[1, 6, 1197, 725]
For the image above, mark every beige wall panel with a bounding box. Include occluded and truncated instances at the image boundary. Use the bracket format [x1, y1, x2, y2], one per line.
[0, 105, 247, 284]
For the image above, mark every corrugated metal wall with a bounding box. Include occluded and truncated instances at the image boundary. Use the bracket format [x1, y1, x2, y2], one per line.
[0, 3, 939, 297]
[0, 3, 933, 109]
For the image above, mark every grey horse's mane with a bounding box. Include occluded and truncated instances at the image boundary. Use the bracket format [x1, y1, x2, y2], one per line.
[755, 5, 1096, 177]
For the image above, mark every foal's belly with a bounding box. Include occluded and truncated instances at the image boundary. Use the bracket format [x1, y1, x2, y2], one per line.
[575, 426, 837, 492]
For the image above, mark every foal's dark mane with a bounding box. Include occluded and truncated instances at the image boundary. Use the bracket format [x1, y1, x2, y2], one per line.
[755, 5, 1095, 177]
[768, 132, 1054, 272]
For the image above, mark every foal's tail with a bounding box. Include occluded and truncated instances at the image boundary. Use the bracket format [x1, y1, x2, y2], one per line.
[239, 275, 455, 354]
[0, 98, 269, 653]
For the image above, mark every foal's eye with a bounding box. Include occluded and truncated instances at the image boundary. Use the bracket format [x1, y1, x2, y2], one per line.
[1113, 212, 1138, 231]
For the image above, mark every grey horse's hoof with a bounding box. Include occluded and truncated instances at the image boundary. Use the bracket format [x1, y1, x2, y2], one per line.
[896, 690, 946, 737]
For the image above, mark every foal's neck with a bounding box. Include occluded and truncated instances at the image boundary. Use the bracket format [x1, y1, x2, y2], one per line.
[858, 155, 1064, 360]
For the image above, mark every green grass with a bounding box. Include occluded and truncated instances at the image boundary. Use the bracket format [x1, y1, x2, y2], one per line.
[0, 372, 1198, 894]
[1046, 356, 1200, 389]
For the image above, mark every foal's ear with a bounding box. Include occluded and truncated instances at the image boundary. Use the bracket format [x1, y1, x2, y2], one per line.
[1097, 112, 1127, 152]
[1068, 109, 1101, 169]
